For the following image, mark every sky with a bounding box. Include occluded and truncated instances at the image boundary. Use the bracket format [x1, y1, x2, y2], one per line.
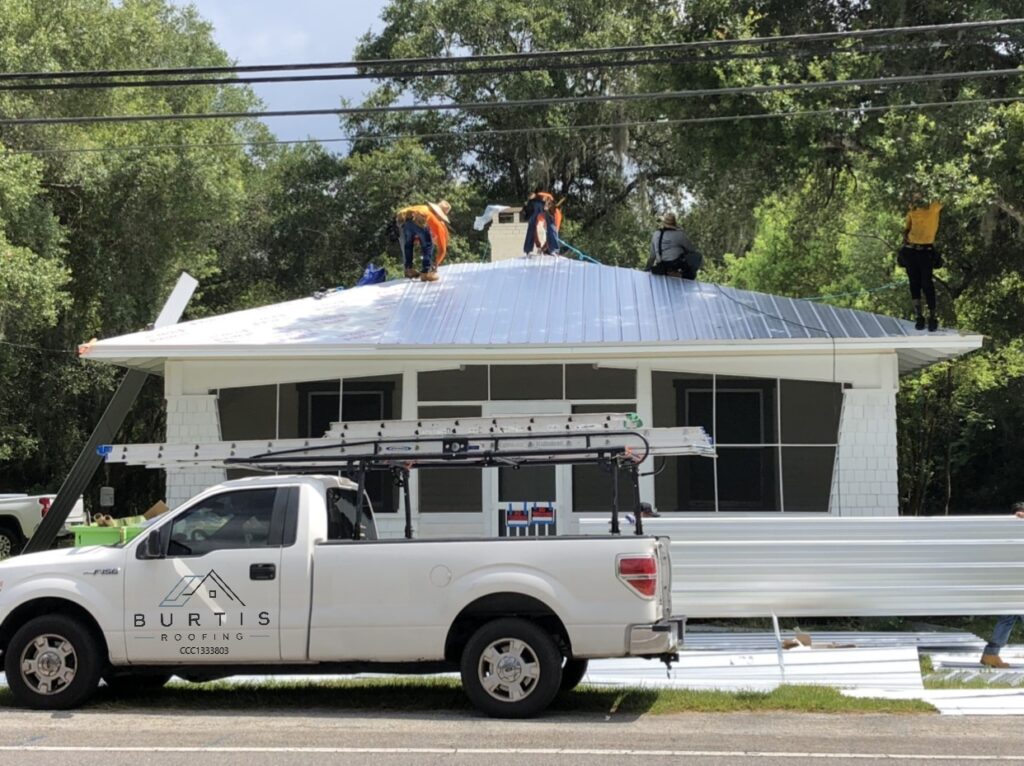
[173, 0, 391, 143]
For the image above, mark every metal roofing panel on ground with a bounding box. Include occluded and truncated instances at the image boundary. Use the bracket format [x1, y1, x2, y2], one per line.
[583, 646, 924, 692]
[86, 257, 982, 372]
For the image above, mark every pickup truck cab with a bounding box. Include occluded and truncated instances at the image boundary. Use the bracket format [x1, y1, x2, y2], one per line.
[0, 475, 679, 717]
[0, 493, 85, 560]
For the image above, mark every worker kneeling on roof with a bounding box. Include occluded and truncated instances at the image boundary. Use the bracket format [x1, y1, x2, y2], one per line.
[395, 200, 451, 283]
[646, 212, 702, 280]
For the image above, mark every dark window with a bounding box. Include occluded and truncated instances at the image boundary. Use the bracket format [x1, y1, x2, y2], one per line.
[565, 365, 636, 400]
[218, 385, 277, 440]
[418, 406, 482, 513]
[714, 377, 777, 444]
[342, 376, 400, 514]
[168, 488, 277, 556]
[499, 466, 556, 503]
[781, 381, 841, 444]
[716, 447, 780, 511]
[489, 365, 562, 400]
[782, 447, 836, 512]
[294, 380, 341, 438]
[571, 404, 636, 512]
[418, 366, 488, 402]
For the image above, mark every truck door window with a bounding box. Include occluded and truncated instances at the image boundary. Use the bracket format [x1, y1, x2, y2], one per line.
[325, 488, 377, 541]
[167, 488, 277, 556]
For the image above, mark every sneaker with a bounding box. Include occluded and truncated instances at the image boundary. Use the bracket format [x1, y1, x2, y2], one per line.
[419, 269, 439, 283]
[980, 654, 1010, 669]
[914, 315, 926, 331]
[927, 315, 939, 332]
[404, 268, 420, 279]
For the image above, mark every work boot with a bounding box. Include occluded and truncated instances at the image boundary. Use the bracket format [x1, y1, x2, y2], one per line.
[980, 654, 1010, 669]
[914, 315, 926, 331]
[404, 267, 420, 279]
[420, 269, 439, 283]
[927, 315, 939, 332]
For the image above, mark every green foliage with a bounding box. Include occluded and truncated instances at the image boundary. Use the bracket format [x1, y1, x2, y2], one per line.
[1, 0, 1023, 516]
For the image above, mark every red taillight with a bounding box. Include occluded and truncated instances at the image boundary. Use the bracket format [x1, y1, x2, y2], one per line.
[39, 497, 52, 518]
[617, 554, 658, 598]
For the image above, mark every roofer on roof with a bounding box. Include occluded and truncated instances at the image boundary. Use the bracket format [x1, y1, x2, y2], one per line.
[395, 200, 451, 283]
[646, 212, 703, 280]
[522, 188, 562, 256]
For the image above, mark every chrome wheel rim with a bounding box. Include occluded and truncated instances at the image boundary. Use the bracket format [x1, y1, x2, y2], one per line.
[20, 634, 78, 696]
[477, 637, 541, 703]
[0, 534, 11, 560]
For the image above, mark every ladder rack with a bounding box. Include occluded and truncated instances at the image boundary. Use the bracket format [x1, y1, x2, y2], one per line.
[99, 412, 715, 538]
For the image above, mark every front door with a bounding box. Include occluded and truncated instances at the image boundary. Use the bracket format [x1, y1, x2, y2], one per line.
[124, 487, 286, 663]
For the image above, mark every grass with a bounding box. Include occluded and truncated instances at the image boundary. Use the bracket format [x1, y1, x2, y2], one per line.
[0, 677, 935, 715]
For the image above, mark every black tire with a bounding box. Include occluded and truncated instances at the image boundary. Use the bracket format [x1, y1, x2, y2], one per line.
[459, 617, 562, 719]
[102, 672, 172, 694]
[0, 524, 23, 561]
[559, 658, 589, 692]
[4, 614, 103, 710]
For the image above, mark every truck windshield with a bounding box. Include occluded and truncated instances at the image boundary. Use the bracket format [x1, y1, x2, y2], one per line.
[326, 488, 378, 541]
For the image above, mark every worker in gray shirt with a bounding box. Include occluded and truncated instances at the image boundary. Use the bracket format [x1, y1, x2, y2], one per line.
[646, 212, 703, 280]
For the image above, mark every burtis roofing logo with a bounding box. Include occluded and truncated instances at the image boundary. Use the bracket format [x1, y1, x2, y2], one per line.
[160, 570, 245, 608]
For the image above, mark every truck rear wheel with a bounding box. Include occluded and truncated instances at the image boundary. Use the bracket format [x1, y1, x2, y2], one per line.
[460, 617, 562, 718]
[0, 524, 23, 561]
[560, 658, 589, 691]
[4, 614, 102, 710]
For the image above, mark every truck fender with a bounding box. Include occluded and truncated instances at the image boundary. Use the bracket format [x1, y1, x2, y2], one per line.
[0, 579, 120, 663]
[443, 570, 573, 662]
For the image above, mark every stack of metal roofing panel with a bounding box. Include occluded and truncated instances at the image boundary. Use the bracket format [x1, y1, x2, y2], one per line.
[580, 516, 1024, 618]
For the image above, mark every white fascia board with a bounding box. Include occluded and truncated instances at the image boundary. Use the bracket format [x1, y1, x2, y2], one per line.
[85, 333, 984, 364]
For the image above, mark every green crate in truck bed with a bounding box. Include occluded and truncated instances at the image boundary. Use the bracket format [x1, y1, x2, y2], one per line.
[71, 525, 145, 546]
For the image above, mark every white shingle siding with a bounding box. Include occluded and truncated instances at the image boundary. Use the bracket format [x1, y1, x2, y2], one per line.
[165, 394, 224, 508]
[830, 389, 899, 516]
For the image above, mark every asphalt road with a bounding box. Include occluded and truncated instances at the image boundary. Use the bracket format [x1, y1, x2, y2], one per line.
[0, 707, 1023, 766]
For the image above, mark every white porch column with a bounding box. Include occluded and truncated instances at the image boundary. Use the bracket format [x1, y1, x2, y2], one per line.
[634, 364, 656, 509]
[829, 388, 899, 517]
[165, 394, 225, 509]
[402, 369, 420, 529]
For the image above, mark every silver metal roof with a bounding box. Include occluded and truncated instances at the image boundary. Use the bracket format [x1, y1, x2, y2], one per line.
[86, 256, 982, 373]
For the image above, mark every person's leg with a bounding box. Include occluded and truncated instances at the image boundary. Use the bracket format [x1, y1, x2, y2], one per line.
[401, 220, 416, 271]
[523, 212, 539, 254]
[904, 255, 924, 328]
[920, 248, 938, 330]
[984, 614, 1022, 656]
[545, 214, 560, 254]
[418, 224, 434, 272]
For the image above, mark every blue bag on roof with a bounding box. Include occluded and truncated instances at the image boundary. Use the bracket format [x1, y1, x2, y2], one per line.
[356, 263, 386, 286]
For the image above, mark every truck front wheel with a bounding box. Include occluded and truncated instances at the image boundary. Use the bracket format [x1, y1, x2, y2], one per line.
[0, 524, 23, 561]
[4, 614, 103, 710]
[460, 617, 562, 718]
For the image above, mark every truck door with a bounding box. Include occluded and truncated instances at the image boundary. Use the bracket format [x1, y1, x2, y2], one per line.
[123, 487, 289, 663]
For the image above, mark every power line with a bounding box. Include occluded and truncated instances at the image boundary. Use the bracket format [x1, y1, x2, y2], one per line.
[5, 96, 1019, 156]
[0, 18, 1019, 83]
[1, 67, 1020, 128]
[0, 39, 1002, 93]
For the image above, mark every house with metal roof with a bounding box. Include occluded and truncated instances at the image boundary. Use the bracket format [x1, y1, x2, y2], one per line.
[86, 256, 982, 538]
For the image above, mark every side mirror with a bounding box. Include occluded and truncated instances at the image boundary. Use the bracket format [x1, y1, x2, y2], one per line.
[137, 530, 165, 560]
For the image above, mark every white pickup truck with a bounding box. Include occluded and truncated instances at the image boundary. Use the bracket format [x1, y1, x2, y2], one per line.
[0, 474, 679, 718]
[0, 493, 86, 560]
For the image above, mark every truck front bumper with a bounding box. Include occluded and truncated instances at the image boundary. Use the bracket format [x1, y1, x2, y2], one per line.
[628, 617, 685, 656]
